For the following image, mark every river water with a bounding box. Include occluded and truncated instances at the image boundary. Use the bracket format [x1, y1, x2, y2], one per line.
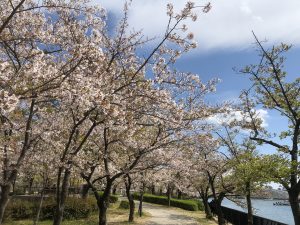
[222, 198, 293, 225]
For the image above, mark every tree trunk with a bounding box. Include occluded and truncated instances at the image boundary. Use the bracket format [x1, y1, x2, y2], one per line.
[199, 190, 212, 219]
[12, 178, 16, 195]
[128, 196, 135, 222]
[167, 185, 171, 207]
[0, 184, 11, 224]
[81, 184, 90, 199]
[97, 182, 112, 225]
[138, 183, 145, 217]
[29, 177, 34, 194]
[33, 189, 45, 225]
[177, 189, 182, 199]
[246, 182, 253, 225]
[203, 199, 212, 219]
[207, 172, 225, 225]
[98, 198, 109, 225]
[215, 201, 226, 225]
[138, 192, 144, 217]
[151, 185, 155, 195]
[53, 169, 71, 225]
[288, 190, 300, 225]
[125, 175, 134, 222]
[112, 186, 117, 195]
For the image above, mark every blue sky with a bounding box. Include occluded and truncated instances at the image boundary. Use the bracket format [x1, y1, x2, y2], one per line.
[94, 0, 300, 156]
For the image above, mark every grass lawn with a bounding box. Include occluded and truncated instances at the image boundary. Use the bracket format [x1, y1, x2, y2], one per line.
[170, 208, 217, 225]
[3, 203, 149, 225]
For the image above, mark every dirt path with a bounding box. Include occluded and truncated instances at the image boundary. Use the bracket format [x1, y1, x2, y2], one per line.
[142, 202, 199, 225]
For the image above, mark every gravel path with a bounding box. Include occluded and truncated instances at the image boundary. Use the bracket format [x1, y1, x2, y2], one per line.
[142, 202, 199, 225]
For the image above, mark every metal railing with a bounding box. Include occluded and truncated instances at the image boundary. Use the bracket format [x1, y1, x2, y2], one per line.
[209, 203, 288, 225]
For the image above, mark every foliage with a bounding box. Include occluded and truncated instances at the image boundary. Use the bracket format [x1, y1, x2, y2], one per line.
[4, 197, 97, 221]
[133, 193, 203, 211]
[119, 201, 130, 209]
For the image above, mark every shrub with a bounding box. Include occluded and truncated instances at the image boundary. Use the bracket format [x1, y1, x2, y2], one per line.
[5, 199, 33, 220]
[196, 200, 204, 211]
[62, 197, 97, 219]
[108, 195, 119, 203]
[4, 197, 98, 221]
[119, 200, 130, 209]
[133, 193, 203, 211]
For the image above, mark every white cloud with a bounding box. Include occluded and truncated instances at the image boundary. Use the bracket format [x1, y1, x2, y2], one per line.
[92, 0, 300, 51]
[207, 108, 269, 128]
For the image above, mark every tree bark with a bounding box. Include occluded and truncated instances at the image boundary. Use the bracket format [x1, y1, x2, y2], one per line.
[34, 189, 45, 225]
[98, 198, 109, 225]
[81, 184, 90, 199]
[167, 185, 171, 207]
[151, 184, 155, 195]
[0, 184, 11, 224]
[125, 175, 134, 222]
[97, 182, 112, 225]
[138, 182, 145, 217]
[203, 198, 212, 219]
[112, 185, 117, 195]
[207, 172, 226, 225]
[138, 192, 144, 217]
[53, 169, 71, 225]
[288, 190, 300, 225]
[199, 188, 212, 219]
[245, 182, 253, 225]
[177, 189, 182, 199]
[215, 200, 225, 225]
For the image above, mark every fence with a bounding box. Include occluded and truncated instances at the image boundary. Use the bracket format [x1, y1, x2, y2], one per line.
[209, 203, 288, 225]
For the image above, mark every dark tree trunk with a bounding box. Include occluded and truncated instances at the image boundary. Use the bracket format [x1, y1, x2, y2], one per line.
[216, 204, 225, 225]
[288, 190, 300, 225]
[138, 192, 144, 217]
[53, 169, 71, 225]
[246, 182, 253, 225]
[203, 198, 212, 219]
[81, 184, 90, 199]
[199, 188, 212, 219]
[34, 189, 45, 225]
[128, 196, 135, 222]
[177, 189, 182, 199]
[151, 185, 155, 195]
[98, 198, 108, 225]
[0, 184, 11, 224]
[12, 177, 16, 195]
[125, 175, 134, 222]
[167, 185, 171, 207]
[29, 177, 34, 194]
[207, 172, 226, 225]
[97, 181, 112, 225]
[138, 182, 145, 217]
[112, 185, 117, 195]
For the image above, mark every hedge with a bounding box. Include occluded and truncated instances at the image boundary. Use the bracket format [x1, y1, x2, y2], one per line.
[133, 193, 203, 211]
[4, 197, 98, 221]
[119, 200, 130, 209]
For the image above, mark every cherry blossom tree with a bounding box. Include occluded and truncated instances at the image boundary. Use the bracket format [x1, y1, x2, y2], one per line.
[0, 0, 105, 222]
[0, 1, 217, 225]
